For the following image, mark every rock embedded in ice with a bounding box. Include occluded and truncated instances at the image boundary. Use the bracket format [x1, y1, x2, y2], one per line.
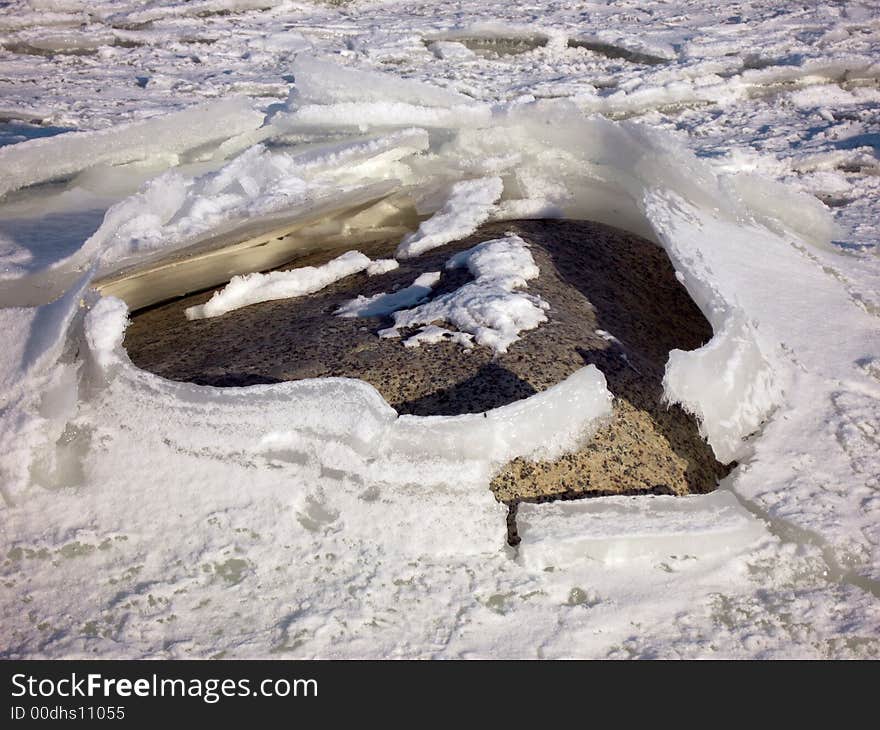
[126, 220, 727, 502]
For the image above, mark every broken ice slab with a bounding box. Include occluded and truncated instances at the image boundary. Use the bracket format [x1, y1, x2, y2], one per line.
[0, 97, 264, 200]
[95, 181, 411, 311]
[517, 490, 768, 568]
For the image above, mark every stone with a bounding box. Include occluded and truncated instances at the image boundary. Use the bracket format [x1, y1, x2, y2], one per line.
[124, 219, 730, 503]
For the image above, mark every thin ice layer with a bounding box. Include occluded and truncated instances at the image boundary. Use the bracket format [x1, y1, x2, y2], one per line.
[517, 491, 768, 568]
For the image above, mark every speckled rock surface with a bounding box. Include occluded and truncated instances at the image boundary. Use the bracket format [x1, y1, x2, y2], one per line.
[125, 219, 729, 501]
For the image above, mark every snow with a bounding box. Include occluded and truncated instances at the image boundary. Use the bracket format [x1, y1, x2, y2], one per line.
[335, 271, 440, 319]
[380, 235, 549, 353]
[366, 258, 399, 276]
[1, 0, 879, 659]
[396, 178, 504, 258]
[185, 250, 372, 319]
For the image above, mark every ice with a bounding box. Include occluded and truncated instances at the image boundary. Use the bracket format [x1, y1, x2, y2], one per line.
[88, 130, 428, 275]
[185, 250, 372, 320]
[427, 23, 551, 56]
[273, 101, 494, 133]
[518, 491, 768, 568]
[0, 266, 93, 501]
[428, 41, 477, 61]
[384, 365, 612, 465]
[270, 57, 492, 133]
[396, 178, 504, 258]
[664, 312, 784, 464]
[366, 258, 400, 276]
[335, 271, 440, 318]
[289, 57, 472, 108]
[379, 235, 548, 353]
[0, 97, 264, 200]
[107, 0, 282, 26]
[78, 292, 611, 490]
[0, 128, 429, 310]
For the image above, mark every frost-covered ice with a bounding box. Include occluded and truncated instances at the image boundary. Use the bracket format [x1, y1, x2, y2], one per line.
[1, 0, 880, 659]
[379, 235, 549, 353]
[186, 250, 371, 319]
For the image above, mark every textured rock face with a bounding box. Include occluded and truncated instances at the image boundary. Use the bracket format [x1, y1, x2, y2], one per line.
[125, 219, 729, 501]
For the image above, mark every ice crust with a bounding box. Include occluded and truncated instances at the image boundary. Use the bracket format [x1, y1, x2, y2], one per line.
[2, 3, 880, 658]
[518, 491, 767, 567]
[87, 295, 612, 488]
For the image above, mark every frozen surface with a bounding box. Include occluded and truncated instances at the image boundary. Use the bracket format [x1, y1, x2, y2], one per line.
[1, 1, 879, 659]
[379, 235, 549, 353]
[518, 491, 768, 568]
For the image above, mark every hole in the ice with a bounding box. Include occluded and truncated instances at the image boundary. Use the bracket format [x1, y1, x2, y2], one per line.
[423, 34, 549, 57]
[0, 122, 74, 148]
[816, 194, 852, 208]
[0, 37, 145, 57]
[124, 219, 730, 508]
[566, 38, 668, 66]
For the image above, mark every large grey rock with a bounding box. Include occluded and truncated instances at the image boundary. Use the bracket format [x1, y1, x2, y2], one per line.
[125, 219, 729, 503]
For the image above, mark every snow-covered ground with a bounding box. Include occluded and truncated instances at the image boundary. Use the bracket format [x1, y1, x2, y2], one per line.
[1, 0, 879, 658]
